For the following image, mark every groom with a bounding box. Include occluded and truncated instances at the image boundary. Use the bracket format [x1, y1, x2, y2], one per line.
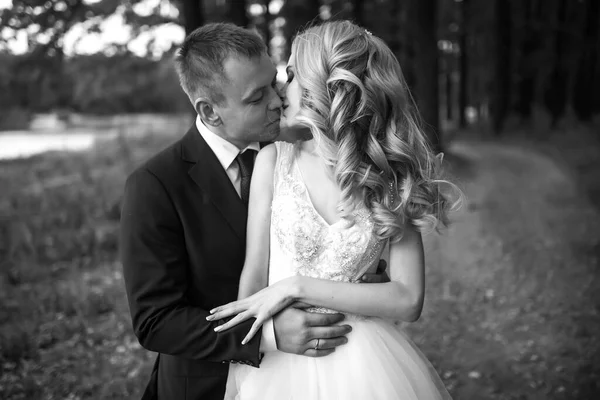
[120, 23, 387, 400]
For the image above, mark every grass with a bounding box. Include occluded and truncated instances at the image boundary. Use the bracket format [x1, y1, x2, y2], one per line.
[1, 118, 599, 399]
[0, 121, 186, 399]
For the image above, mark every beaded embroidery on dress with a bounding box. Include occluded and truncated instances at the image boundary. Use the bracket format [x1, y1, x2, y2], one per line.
[224, 142, 452, 400]
[271, 141, 385, 294]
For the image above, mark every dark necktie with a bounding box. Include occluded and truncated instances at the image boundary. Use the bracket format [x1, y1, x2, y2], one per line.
[236, 149, 257, 206]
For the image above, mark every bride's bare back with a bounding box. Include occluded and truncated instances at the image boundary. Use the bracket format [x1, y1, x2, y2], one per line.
[295, 142, 343, 226]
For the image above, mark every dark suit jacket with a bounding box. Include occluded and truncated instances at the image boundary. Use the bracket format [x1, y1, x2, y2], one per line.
[120, 124, 262, 400]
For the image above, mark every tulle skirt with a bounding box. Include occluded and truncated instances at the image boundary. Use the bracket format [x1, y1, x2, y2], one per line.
[224, 317, 452, 400]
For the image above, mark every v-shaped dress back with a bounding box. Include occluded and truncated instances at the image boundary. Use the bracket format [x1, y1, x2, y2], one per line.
[225, 142, 452, 400]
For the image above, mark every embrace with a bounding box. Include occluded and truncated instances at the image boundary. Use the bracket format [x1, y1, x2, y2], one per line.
[120, 20, 458, 400]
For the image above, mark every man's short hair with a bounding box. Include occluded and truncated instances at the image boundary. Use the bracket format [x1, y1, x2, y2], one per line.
[174, 22, 267, 105]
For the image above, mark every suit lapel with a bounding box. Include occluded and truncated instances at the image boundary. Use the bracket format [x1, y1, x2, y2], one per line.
[181, 125, 247, 243]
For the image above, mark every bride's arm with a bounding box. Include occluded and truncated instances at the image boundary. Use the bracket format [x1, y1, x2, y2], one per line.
[292, 224, 425, 322]
[237, 144, 277, 299]
[208, 223, 425, 341]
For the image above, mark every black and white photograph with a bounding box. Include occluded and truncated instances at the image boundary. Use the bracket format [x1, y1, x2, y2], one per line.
[0, 0, 599, 399]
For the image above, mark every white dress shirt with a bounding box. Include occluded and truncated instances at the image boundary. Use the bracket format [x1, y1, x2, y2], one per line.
[196, 116, 261, 198]
[195, 116, 277, 353]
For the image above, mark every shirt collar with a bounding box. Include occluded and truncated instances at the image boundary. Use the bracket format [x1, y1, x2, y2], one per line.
[195, 115, 260, 170]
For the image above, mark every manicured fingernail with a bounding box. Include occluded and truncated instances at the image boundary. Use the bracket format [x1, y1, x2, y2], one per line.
[241, 339, 247, 345]
[214, 326, 222, 332]
[210, 309, 216, 314]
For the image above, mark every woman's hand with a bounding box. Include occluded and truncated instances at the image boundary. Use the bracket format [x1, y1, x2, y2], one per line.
[206, 277, 301, 344]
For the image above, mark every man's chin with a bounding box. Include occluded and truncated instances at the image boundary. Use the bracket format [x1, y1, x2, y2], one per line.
[260, 125, 281, 143]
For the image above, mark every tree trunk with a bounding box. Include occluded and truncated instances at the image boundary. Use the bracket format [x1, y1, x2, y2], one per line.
[543, 0, 568, 128]
[458, 0, 469, 128]
[492, 0, 510, 135]
[573, 0, 599, 121]
[263, 0, 272, 50]
[397, 2, 413, 89]
[593, 6, 600, 116]
[182, 0, 204, 34]
[352, 0, 365, 26]
[226, 0, 248, 27]
[411, 0, 441, 153]
[514, 0, 537, 123]
[445, 72, 453, 120]
[386, 0, 403, 58]
[281, 0, 321, 61]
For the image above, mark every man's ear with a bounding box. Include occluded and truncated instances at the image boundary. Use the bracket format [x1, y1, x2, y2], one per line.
[195, 98, 222, 127]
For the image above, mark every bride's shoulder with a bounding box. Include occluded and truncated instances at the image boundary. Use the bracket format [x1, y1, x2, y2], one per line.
[259, 142, 297, 179]
[266, 141, 294, 164]
[256, 143, 278, 168]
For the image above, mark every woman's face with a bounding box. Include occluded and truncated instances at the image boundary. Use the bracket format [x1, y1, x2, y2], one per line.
[281, 59, 302, 128]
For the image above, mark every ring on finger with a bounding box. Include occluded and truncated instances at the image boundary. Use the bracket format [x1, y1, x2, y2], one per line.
[314, 338, 320, 350]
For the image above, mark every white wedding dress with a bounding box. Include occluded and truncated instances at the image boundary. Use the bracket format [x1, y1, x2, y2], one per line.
[224, 142, 452, 399]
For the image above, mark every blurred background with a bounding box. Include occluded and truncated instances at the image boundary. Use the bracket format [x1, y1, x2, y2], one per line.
[0, 0, 599, 399]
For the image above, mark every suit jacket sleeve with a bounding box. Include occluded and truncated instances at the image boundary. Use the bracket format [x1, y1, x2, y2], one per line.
[120, 167, 261, 366]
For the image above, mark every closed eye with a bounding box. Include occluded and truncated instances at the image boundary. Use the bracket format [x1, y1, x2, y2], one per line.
[248, 70, 280, 104]
[250, 95, 264, 104]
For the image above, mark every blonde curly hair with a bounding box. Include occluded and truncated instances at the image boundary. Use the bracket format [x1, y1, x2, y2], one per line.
[290, 20, 461, 242]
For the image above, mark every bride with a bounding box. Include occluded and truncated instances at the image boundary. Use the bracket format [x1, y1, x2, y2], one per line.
[208, 20, 460, 399]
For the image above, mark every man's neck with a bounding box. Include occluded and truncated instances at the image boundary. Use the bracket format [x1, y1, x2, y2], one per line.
[197, 116, 252, 150]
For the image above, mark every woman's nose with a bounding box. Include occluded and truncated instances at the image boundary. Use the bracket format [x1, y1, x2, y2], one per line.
[276, 83, 287, 99]
[269, 87, 283, 109]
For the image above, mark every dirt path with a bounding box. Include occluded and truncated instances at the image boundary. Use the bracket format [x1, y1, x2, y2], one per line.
[410, 140, 600, 399]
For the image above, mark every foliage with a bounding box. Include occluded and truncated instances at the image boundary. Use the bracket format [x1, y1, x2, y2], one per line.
[2, 0, 600, 137]
[0, 0, 268, 55]
[66, 52, 191, 114]
[0, 0, 179, 56]
[0, 118, 189, 399]
[0, 51, 191, 115]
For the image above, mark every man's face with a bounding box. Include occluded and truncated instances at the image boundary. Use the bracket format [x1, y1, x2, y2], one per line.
[213, 54, 282, 149]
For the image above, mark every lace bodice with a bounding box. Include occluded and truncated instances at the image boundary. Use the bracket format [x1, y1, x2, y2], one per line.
[268, 142, 385, 294]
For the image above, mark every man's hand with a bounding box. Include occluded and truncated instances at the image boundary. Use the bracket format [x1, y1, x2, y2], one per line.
[360, 260, 390, 283]
[270, 259, 388, 358]
[272, 307, 351, 357]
